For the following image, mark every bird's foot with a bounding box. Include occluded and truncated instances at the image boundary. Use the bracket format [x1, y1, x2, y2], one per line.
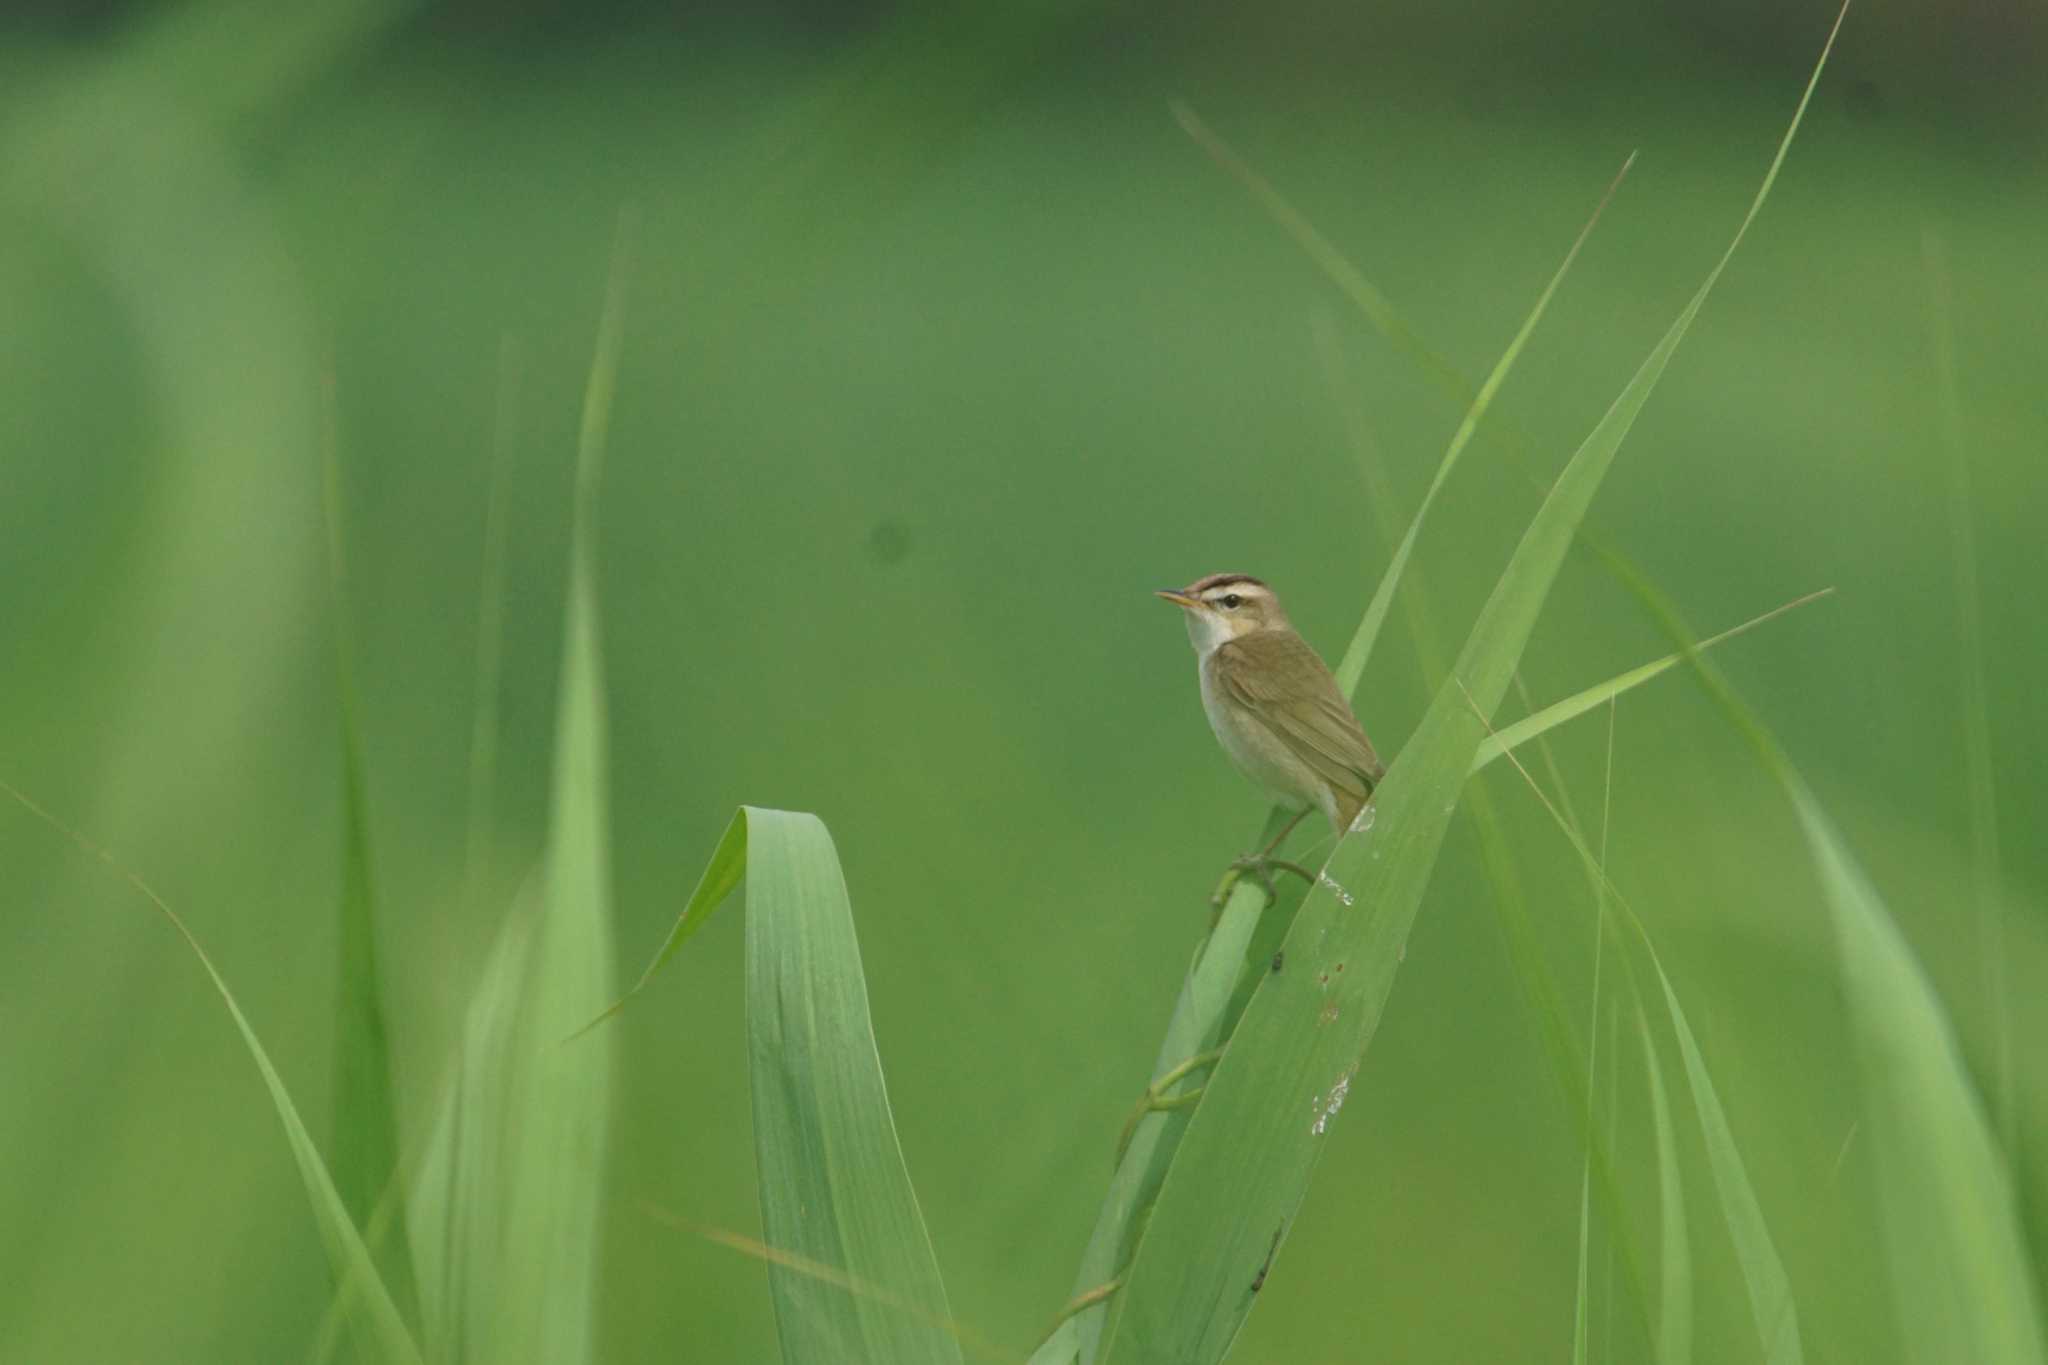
[1209, 852, 1318, 913]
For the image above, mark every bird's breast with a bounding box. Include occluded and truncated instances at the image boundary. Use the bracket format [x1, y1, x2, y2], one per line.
[1197, 654, 1320, 807]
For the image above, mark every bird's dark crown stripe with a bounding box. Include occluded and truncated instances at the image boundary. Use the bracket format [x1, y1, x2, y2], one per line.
[1187, 573, 1267, 594]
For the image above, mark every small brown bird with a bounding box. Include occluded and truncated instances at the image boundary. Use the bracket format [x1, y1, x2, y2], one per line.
[1155, 573, 1384, 841]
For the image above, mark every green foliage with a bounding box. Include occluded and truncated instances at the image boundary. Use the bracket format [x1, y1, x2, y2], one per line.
[0, 781, 424, 1365]
[1652, 952, 1804, 1364]
[1077, 18, 1842, 1363]
[402, 214, 630, 1365]
[1783, 787, 2043, 1362]
[1640, 1009, 1693, 1365]
[614, 806, 965, 1365]
[322, 378, 421, 1352]
[743, 809, 967, 1364]
[11, 3, 2048, 1363]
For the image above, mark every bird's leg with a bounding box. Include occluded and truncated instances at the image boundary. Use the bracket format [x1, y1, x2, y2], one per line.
[1261, 806, 1310, 856]
[1209, 807, 1318, 913]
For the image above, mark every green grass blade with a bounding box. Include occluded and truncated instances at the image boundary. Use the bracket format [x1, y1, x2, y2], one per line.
[0, 783, 424, 1365]
[1922, 228, 2013, 1156]
[1330, 150, 1634, 697]
[604, 806, 967, 1361]
[1094, 21, 1838, 1360]
[1328, 347, 1657, 1354]
[406, 211, 630, 1365]
[1656, 947, 1804, 1364]
[1471, 589, 1833, 776]
[572, 808, 745, 1037]
[1640, 1009, 1694, 1365]
[1472, 710, 1807, 1365]
[406, 881, 540, 1363]
[320, 372, 419, 1342]
[1785, 786, 2045, 1363]
[462, 333, 524, 912]
[1572, 702, 1618, 1365]
[1049, 812, 1301, 1364]
[1042, 138, 1634, 1365]
[1599, 529, 2046, 1363]
[742, 806, 965, 1365]
[1171, 102, 1470, 405]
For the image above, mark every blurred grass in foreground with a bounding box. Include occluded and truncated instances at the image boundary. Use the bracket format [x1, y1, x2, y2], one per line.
[1, 0, 2045, 1361]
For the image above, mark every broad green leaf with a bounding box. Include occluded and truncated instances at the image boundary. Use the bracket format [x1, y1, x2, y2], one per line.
[1641, 1010, 1693, 1365]
[1329, 352, 1657, 1351]
[1047, 809, 1301, 1364]
[406, 211, 629, 1365]
[616, 807, 963, 1364]
[1094, 20, 1839, 1361]
[743, 807, 965, 1365]
[0, 782, 423, 1365]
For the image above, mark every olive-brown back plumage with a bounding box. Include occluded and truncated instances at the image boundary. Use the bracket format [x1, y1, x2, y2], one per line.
[1206, 629, 1384, 831]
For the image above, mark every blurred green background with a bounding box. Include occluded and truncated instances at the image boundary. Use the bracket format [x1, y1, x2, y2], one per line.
[2, 0, 2043, 1359]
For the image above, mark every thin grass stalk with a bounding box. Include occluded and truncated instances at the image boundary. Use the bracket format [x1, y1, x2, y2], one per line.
[1920, 227, 2013, 1160]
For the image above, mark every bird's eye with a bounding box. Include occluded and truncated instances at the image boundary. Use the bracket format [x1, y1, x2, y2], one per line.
[1221, 593, 1243, 609]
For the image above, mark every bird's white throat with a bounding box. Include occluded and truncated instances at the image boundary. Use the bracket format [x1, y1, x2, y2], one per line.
[1181, 606, 1240, 658]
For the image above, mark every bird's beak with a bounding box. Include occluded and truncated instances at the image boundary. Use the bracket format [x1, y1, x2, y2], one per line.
[1155, 588, 1202, 609]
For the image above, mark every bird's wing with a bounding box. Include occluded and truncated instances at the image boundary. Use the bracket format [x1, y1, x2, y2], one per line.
[1213, 631, 1386, 808]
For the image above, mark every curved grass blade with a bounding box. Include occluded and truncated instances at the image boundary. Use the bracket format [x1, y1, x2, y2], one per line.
[1599, 537, 2046, 1364]
[320, 369, 419, 1341]
[617, 808, 964, 1364]
[1640, 1007, 1694, 1365]
[746, 807, 964, 1364]
[1652, 957, 1801, 1364]
[1786, 787, 2044, 1363]
[1095, 19, 1842, 1360]
[571, 808, 744, 1038]
[0, 781, 424, 1365]
[1467, 704, 1806, 1365]
[1471, 588, 1833, 775]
